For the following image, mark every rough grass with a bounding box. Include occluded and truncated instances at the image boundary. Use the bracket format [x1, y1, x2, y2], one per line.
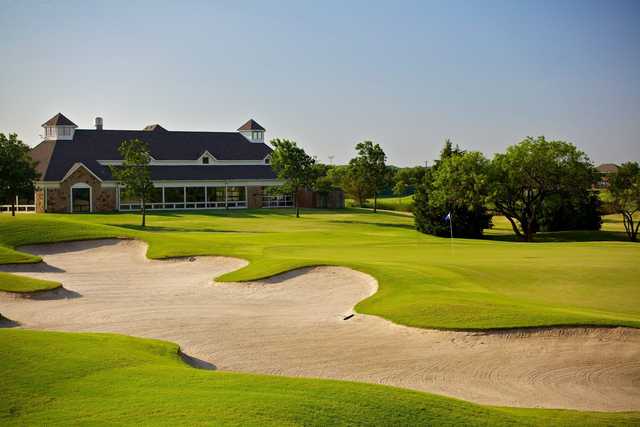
[0, 210, 638, 330]
[1, 329, 638, 426]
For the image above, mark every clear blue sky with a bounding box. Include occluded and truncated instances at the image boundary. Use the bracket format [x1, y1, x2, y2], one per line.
[1, 0, 638, 166]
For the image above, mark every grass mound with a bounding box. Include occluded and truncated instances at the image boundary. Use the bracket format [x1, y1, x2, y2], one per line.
[0, 272, 60, 293]
[1, 329, 637, 426]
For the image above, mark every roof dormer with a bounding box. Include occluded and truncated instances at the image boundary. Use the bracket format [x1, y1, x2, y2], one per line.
[42, 113, 77, 141]
[238, 119, 265, 143]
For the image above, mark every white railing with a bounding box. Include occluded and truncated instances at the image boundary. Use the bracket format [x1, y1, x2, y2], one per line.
[119, 201, 247, 211]
[262, 195, 293, 208]
[0, 204, 36, 213]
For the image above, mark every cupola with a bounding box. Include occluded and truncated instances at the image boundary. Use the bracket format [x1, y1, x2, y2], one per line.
[42, 113, 77, 141]
[238, 119, 265, 143]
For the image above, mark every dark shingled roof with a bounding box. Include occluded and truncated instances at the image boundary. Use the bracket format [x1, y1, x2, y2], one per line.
[32, 128, 274, 182]
[238, 119, 265, 131]
[42, 113, 77, 127]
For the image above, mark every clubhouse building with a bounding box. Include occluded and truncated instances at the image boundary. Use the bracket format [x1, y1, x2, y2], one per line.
[29, 113, 342, 213]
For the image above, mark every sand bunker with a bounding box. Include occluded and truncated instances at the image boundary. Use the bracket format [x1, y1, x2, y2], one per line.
[1, 239, 639, 411]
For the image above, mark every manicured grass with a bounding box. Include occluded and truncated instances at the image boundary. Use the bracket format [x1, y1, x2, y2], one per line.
[0, 210, 639, 330]
[0, 272, 60, 293]
[1, 329, 637, 426]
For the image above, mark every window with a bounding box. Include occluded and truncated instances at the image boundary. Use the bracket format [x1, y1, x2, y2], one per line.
[207, 186, 225, 202]
[186, 187, 205, 203]
[265, 156, 271, 164]
[227, 186, 246, 202]
[164, 187, 184, 203]
[202, 157, 210, 164]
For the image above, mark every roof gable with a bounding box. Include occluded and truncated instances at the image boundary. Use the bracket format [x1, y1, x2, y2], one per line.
[238, 119, 265, 131]
[42, 113, 77, 127]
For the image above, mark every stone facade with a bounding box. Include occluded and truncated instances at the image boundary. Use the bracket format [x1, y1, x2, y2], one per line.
[41, 165, 117, 213]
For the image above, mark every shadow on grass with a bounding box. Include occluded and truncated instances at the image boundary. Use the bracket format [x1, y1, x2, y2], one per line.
[484, 230, 633, 243]
[329, 219, 415, 231]
[106, 224, 251, 233]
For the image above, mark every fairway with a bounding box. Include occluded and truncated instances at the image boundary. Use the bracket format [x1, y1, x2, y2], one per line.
[1, 209, 639, 330]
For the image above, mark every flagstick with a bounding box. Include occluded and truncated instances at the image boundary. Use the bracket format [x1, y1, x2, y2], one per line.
[449, 213, 454, 256]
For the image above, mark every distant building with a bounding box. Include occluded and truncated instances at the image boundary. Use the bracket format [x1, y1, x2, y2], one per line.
[594, 163, 619, 189]
[28, 113, 343, 213]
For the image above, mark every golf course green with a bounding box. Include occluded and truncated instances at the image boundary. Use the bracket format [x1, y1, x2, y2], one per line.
[1, 209, 638, 330]
[1, 328, 638, 426]
[1, 209, 639, 425]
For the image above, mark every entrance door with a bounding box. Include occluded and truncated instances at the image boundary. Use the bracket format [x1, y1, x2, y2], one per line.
[71, 187, 91, 213]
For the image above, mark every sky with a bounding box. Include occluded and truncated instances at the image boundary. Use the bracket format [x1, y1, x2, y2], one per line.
[0, 0, 638, 166]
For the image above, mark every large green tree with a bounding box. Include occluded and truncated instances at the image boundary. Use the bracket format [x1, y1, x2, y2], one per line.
[270, 139, 316, 218]
[109, 139, 154, 227]
[609, 162, 640, 242]
[489, 136, 594, 241]
[0, 133, 39, 216]
[351, 141, 388, 212]
[414, 151, 491, 238]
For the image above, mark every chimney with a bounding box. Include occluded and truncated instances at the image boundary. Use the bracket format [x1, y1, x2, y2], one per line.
[95, 117, 103, 130]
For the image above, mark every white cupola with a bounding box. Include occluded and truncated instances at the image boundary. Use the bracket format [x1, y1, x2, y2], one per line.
[42, 113, 77, 141]
[237, 119, 265, 143]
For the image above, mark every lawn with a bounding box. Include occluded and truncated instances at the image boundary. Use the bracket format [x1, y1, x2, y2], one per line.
[0, 272, 60, 293]
[0, 209, 638, 330]
[1, 328, 637, 426]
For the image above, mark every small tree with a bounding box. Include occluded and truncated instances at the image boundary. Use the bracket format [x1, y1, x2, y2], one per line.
[489, 136, 594, 241]
[609, 162, 640, 242]
[270, 139, 316, 218]
[352, 141, 388, 212]
[0, 133, 39, 216]
[344, 157, 374, 207]
[109, 139, 154, 227]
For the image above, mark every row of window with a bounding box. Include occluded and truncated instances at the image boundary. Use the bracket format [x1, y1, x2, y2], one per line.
[119, 186, 247, 204]
[251, 131, 263, 140]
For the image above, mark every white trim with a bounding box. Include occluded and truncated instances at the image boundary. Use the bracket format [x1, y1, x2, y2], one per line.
[61, 162, 103, 183]
[70, 182, 93, 213]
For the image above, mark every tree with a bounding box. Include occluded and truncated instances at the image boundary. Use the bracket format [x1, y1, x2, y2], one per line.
[343, 158, 374, 207]
[609, 162, 640, 242]
[414, 151, 491, 238]
[270, 139, 316, 218]
[351, 141, 388, 212]
[0, 133, 39, 216]
[489, 136, 595, 241]
[433, 139, 465, 170]
[109, 139, 154, 227]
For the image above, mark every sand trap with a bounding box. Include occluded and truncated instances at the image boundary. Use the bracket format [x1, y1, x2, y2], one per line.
[1, 239, 639, 411]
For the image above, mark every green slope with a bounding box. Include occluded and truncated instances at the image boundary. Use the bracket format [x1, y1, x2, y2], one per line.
[1, 329, 637, 426]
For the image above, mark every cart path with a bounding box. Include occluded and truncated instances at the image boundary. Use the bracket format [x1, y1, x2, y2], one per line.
[1, 239, 639, 411]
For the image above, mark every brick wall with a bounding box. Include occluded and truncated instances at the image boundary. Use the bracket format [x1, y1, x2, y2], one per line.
[247, 186, 263, 209]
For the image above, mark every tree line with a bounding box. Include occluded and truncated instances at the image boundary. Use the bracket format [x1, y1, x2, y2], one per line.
[1, 132, 638, 242]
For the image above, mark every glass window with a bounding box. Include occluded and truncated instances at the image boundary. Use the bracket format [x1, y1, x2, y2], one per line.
[119, 189, 140, 204]
[164, 187, 184, 203]
[202, 157, 209, 164]
[206, 187, 225, 202]
[186, 187, 205, 203]
[227, 186, 246, 202]
[149, 187, 163, 203]
[72, 188, 91, 213]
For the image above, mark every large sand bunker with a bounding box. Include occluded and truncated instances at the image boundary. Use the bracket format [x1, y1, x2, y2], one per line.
[1, 239, 639, 411]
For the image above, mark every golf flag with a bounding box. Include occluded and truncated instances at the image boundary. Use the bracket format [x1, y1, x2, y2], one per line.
[444, 212, 451, 222]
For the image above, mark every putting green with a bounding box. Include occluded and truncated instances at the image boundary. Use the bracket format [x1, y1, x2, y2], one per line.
[0, 210, 638, 330]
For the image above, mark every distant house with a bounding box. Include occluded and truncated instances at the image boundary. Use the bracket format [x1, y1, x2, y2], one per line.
[594, 163, 619, 189]
[29, 113, 343, 213]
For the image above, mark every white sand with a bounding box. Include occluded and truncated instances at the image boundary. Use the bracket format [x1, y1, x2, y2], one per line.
[1, 239, 638, 411]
